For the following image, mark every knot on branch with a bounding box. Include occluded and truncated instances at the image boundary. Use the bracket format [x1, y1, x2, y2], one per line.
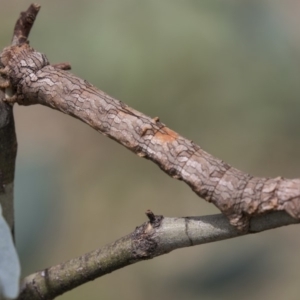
[145, 210, 164, 228]
[132, 223, 158, 260]
[0, 43, 49, 101]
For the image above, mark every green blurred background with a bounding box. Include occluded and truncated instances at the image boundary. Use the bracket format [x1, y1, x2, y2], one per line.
[1, 1, 300, 299]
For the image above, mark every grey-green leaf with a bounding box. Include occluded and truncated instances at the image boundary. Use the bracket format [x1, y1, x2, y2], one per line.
[0, 204, 20, 299]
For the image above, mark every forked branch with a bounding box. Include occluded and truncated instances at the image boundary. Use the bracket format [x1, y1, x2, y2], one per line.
[0, 4, 300, 299]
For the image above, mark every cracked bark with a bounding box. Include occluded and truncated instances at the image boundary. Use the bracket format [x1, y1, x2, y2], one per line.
[1, 42, 300, 231]
[1, 4, 300, 299]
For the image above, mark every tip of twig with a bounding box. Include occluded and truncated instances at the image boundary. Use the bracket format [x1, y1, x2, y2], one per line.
[145, 210, 164, 227]
[12, 3, 41, 45]
[145, 210, 156, 222]
[33, 3, 41, 10]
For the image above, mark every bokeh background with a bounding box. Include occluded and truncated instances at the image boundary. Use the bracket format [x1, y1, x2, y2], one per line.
[1, 1, 300, 299]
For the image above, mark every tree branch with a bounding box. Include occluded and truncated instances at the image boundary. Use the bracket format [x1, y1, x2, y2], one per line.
[11, 3, 40, 46]
[18, 211, 299, 300]
[0, 3, 40, 236]
[0, 4, 299, 299]
[1, 41, 300, 231]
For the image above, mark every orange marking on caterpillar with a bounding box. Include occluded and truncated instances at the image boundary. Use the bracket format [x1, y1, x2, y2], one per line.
[153, 127, 179, 143]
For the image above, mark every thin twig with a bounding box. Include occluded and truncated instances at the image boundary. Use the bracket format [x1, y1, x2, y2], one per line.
[18, 211, 299, 300]
[11, 3, 40, 46]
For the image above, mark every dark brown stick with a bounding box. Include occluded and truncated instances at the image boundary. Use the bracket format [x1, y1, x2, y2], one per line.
[0, 3, 40, 233]
[11, 3, 40, 46]
[0, 98, 17, 232]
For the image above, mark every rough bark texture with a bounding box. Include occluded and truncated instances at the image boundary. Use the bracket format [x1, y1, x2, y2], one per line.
[1, 4, 300, 299]
[11, 3, 40, 46]
[1, 43, 300, 231]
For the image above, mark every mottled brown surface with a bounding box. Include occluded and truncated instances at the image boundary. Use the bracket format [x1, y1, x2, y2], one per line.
[1, 43, 300, 232]
[11, 3, 40, 45]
